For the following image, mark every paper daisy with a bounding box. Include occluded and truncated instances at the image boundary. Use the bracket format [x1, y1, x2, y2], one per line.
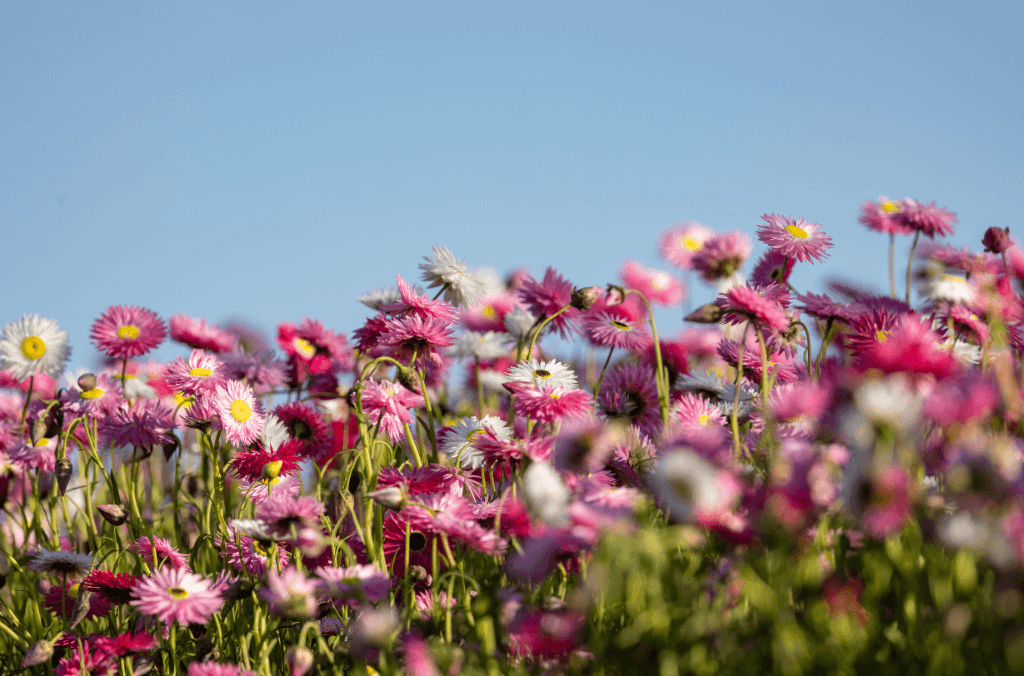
[132, 536, 190, 570]
[512, 384, 594, 425]
[258, 567, 318, 619]
[212, 380, 265, 446]
[619, 261, 685, 306]
[505, 358, 578, 390]
[419, 244, 484, 308]
[517, 268, 580, 340]
[0, 314, 70, 380]
[715, 284, 791, 333]
[27, 548, 94, 579]
[164, 349, 228, 396]
[898, 199, 957, 239]
[757, 214, 832, 263]
[858, 197, 911, 236]
[441, 415, 512, 469]
[659, 222, 714, 270]
[581, 312, 653, 352]
[691, 232, 753, 284]
[169, 314, 237, 353]
[130, 567, 227, 626]
[91, 305, 166, 359]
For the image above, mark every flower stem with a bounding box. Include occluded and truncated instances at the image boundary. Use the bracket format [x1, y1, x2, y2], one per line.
[905, 230, 921, 304]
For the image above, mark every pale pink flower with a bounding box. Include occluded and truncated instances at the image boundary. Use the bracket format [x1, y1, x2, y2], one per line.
[130, 567, 226, 626]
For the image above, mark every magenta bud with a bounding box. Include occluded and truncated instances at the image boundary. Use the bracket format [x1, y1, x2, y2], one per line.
[570, 285, 603, 311]
[983, 226, 1011, 254]
[604, 284, 627, 307]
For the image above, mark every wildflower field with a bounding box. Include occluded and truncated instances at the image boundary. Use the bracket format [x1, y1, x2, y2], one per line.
[2, 201, 1022, 675]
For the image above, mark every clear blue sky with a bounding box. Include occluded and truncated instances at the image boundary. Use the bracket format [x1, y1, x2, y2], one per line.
[2, 1, 1021, 369]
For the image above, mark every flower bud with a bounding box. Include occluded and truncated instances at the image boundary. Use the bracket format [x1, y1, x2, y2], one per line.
[97, 504, 128, 526]
[408, 565, 429, 582]
[30, 418, 49, 445]
[286, 645, 315, 676]
[54, 458, 73, 496]
[77, 373, 98, 392]
[684, 303, 723, 324]
[21, 639, 54, 667]
[262, 461, 283, 481]
[367, 484, 407, 511]
[162, 437, 179, 462]
[570, 286, 602, 311]
[604, 284, 627, 307]
[983, 226, 1012, 254]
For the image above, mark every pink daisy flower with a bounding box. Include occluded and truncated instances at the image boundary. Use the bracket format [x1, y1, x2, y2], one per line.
[381, 275, 459, 324]
[461, 291, 518, 333]
[858, 314, 958, 379]
[229, 440, 303, 482]
[91, 306, 166, 359]
[315, 564, 391, 606]
[619, 261, 685, 306]
[212, 380, 265, 446]
[596, 363, 661, 438]
[61, 372, 121, 418]
[361, 378, 424, 444]
[517, 267, 580, 339]
[169, 315, 237, 353]
[376, 464, 459, 495]
[256, 495, 325, 539]
[511, 383, 594, 425]
[716, 284, 790, 333]
[273, 402, 332, 460]
[277, 319, 353, 379]
[382, 510, 439, 578]
[673, 392, 726, 430]
[659, 221, 715, 269]
[858, 197, 911, 236]
[83, 570, 139, 605]
[238, 472, 302, 504]
[750, 250, 796, 287]
[258, 566, 319, 619]
[757, 214, 832, 263]
[377, 314, 456, 368]
[581, 311, 653, 352]
[217, 527, 290, 577]
[132, 535, 190, 570]
[796, 292, 855, 323]
[898, 198, 957, 239]
[101, 398, 175, 449]
[187, 662, 257, 676]
[164, 349, 228, 396]
[130, 567, 227, 626]
[691, 232, 753, 284]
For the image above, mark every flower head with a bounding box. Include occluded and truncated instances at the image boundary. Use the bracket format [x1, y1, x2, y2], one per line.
[258, 567, 318, 619]
[28, 548, 94, 579]
[757, 214, 832, 263]
[419, 245, 483, 308]
[164, 349, 228, 396]
[582, 312, 653, 352]
[132, 536, 190, 570]
[899, 199, 957, 239]
[716, 284, 790, 333]
[213, 381, 265, 446]
[691, 232, 752, 284]
[0, 315, 70, 380]
[440, 415, 511, 469]
[659, 222, 715, 269]
[858, 197, 911, 236]
[169, 315, 237, 353]
[360, 379, 424, 444]
[505, 358, 578, 390]
[130, 567, 226, 626]
[518, 268, 580, 339]
[91, 306, 166, 359]
[619, 261, 685, 306]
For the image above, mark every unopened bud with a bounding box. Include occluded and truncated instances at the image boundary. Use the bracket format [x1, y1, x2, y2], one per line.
[604, 284, 627, 307]
[367, 485, 407, 511]
[286, 645, 315, 676]
[132, 655, 156, 676]
[77, 373, 98, 392]
[570, 286, 602, 311]
[68, 588, 93, 629]
[54, 458, 73, 496]
[262, 461, 283, 481]
[983, 226, 1012, 254]
[97, 504, 128, 526]
[21, 638, 54, 667]
[162, 437, 179, 461]
[30, 418, 49, 444]
[408, 565, 429, 582]
[685, 303, 723, 324]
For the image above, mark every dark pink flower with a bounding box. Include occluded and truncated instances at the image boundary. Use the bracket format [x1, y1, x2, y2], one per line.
[898, 198, 957, 238]
[274, 402, 332, 460]
[83, 570, 139, 605]
[377, 314, 456, 368]
[596, 363, 661, 438]
[512, 384, 594, 425]
[691, 232, 752, 284]
[518, 268, 580, 339]
[581, 311, 653, 352]
[91, 306, 166, 359]
[164, 349, 228, 396]
[750, 249, 796, 287]
[381, 275, 459, 324]
[101, 399, 174, 449]
[716, 284, 790, 333]
[361, 378, 423, 444]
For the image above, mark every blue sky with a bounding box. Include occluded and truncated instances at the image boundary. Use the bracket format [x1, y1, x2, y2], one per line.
[2, 1, 1021, 369]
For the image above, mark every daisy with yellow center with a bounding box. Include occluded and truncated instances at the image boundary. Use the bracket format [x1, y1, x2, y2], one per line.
[757, 213, 833, 264]
[0, 314, 70, 380]
[213, 381, 265, 446]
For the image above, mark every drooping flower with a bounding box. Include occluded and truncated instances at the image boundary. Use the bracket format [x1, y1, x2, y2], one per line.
[757, 214, 832, 263]
[212, 381, 265, 446]
[898, 198, 957, 239]
[0, 315, 71, 380]
[715, 284, 791, 333]
[691, 232, 753, 285]
[259, 567, 319, 619]
[169, 314, 237, 353]
[419, 245, 484, 308]
[273, 402, 332, 460]
[130, 567, 227, 626]
[377, 314, 457, 368]
[382, 275, 460, 324]
[28, 548, 94, 579]
[360, 379, 424, 444]
[440, 415, 512, 469]
[659, 222, 715, 269]
[858, 197, 911, 236]
[91, 306, 166, 359]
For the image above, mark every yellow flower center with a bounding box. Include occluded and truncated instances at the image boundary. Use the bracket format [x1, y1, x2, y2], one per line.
[261, 476, 281, 486]
[876, 330, 891, 343]
[20, 336, 46, 360]
[118, 325, 140, 340]
[167, 586, 189, 600]
[534, 369, 552, 379]
[174, 392, 194, 409]
[881, 201, 901, 214]
[230, 399, 252, 422]
[252, 540, 269, 557]
[698, 414, 710, 427]
[68, 583, 80, 599]
[683, 236, 703, 252]
[80, 387, 104, 400]
[610, 320, 632, 331]
[189, 367, 212, 377]
[293, 337, 315, 359]
[785, 224, 809, 239]
[481, 306, 497, 319]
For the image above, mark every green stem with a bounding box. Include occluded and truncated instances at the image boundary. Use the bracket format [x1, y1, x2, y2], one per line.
[888, 234, 897, 299]
[525, 304, 572, 361]
[627, 290, 670, 426]
[730, 325, 750, 462]
[592, 346, 615, 405]
[905, 230, 921, 304]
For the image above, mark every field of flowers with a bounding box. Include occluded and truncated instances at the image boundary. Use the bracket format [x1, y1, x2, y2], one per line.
[1, 200, 1021, 675]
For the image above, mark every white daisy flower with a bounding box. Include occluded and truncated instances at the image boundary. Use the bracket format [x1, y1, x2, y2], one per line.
[419, 245, 483, 308]
[441, 415, 511, 469]
[260, 414, 290, 452]
[522, 461, 570, 526]
[650, 449, 723, 522]
[505, 358, 578, 390]
[0, 315, 70, 380]
[27, 548, 94, 579]
[451, 331, 509, 360]
[676, 369, 727, 398]
[715, 382, 756, 418]
[357, 286, 403, 311]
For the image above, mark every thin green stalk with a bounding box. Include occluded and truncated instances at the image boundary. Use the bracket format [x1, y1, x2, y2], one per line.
[592, 346, 615, 405]
[905, 229, 921, 304]
[525, 304, 572, 361]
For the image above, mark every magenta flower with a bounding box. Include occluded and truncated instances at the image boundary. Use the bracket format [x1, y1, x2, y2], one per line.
[596, 363, 661, 438]
[273, 402, 332, 460]
[512, 384, 594, 425]
[229, 440, 303, 482]
[187, 663, 257, 676]
[619, 261, 685, 306]
[757, 214, 832, 263]
[715, 284, 790, 333]
[91, 305, 166, 359]
[101, 398, 174, 449]
[691, 232, 753, 284]
[132, 535, 190, 570]
[258, 567, 318, 619]
[518, 267, 580, 339]
[381, 274, 459, 324]
[361, 378, 424, 444]
[581, 312, 653, 352]
[212, 380, 265, 446]
[217, 527, 290, 577]
[898, 198, 957, 239]
[83, 570, 139, 605]
[169, 314, 237, 353]
[130, 567, 227, 626]
[277, 319, 352, 376]
[750, 250, 795, 287]
[378, 314, 456, 368]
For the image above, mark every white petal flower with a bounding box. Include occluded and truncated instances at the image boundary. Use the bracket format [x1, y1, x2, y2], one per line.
[0, 315, 70, 380]
[419, 245, 483, 308]
[441, 415, 511, 469]
[522, 461, 570, 526]
[451, 331, 509, 360]
[505, 358, 579, 390]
